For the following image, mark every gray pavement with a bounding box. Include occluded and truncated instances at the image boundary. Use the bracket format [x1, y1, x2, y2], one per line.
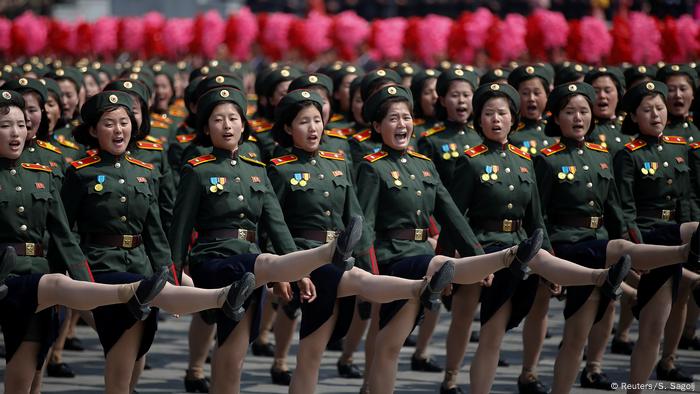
[3, 301, 699, 393]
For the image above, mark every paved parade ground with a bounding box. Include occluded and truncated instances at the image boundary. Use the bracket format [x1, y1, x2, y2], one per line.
[3, 301, 699, 393]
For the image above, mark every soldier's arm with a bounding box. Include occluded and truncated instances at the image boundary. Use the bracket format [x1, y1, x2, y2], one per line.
[143, 176, 179, 284]
[260, 174, 298, 254]
[168, 165, 201, 273]
[613, 150, 643, 243]
[354, 161, 381, 269]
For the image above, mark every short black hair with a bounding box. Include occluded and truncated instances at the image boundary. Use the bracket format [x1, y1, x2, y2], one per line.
[369, 96, 413, 142]
[272, 100, 324, 148]
[472, 92, 519, 135]
[73, 105, 140, 149]
[194, 102, 250, 147]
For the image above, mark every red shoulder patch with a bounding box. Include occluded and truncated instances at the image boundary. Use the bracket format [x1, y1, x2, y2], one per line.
[36, 140, 62, 154]
[136, 141, 164, 151]
[71, 155, 101, 169]
[187, 154, 216, 167]
[126, 156, 154, 170]
[663, 135, 687, 145]
[465, 144, 488, 158]
[625, 139, 647, 152]
[270, 154, 298, 166]
[352, 129, 372, 142]
[319, 151, 345, 161]
[21, 162, 52, 172]
[176, 133, 196, 143]
[585, 142, 608, 153]
[690, 142, 700, 150]
[508, 144, 532, 160]
[540, 142, 566, 156]
[364, 151, 388, 163]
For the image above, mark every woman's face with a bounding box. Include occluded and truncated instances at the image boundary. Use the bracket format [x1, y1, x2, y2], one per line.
[440, 80, 473, 124]
[632, 94, 667, 137]
[58, 79, 79, 119]
[90, 107, 132, 156]
[480, 97, 512, 144]
[130, 95, 143, 131]
[83, 74, 100, 99]
[98, 71, 111, 90]
[518, 78, 547, 121]
[45, 94, 61, 132]
[420, 78, 438, 118]
[591, 76, 618, 120]
[351, 89, 365, 125]
[270, 80, 292, 108]
[311, 87, 331, 125]
[22, 92, 42, 140]
[556, 95, 592, 141]
[336, 74, 357, 113]
[666, 75, 694, 118]
[373, 101, 413, 151]
[286, 104, 323, 153]
[154, 74, 174, 112]
[206, 102, 244, 151]
[0, 106, 28, 159]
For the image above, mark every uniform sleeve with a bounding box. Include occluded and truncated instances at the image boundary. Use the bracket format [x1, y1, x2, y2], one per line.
[677, 149, 692, 223]
[613, 150, 643, 243]
[142, 174, 179, 284]
[157, 150, 176, 235]
[260, 173, 298, 254]
[534, 155, 553, 226]
[341, 161, 372, 271]
[603, 175, 628, 240]
[355, 161, 381, 269]
[688, 150, 700, 221]
[60, 166, 84, 229]
[437, 156, 475, 256]
[169, 165, 201, 271]
[267, 165, 288, 205]
[522, 164, 552, 252]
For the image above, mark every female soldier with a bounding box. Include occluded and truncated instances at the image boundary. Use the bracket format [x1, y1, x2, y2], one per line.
[442, 83, 631, 394]
[615, 81, 700, 392]
[268, 88, 458, 393]
[62, 90, 258, 394]
[168, 86, 365, 393]
[410, 68, 440, 137]
[44, 67, 86, 163]
[328, 63, 362, 131]
[355, 84, 548, 394]
[42, 77, 63, 136]
[657, 64, 698, 142]
[585, 67, 632, 156]
[0, 89, 251, 394]
[536, 82, 700, 393]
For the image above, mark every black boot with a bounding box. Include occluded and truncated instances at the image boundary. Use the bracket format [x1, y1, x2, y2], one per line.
[610, 337, 635, 355]
[656, 361, 693, 382]
[510, 229, 544, 279]
[420, 261, 455, 312]
[337, 360, 362, 378]
[128, 267, 169, 320]
[579, 367, 613, 390]
[47, 362, 76, 378]
[332, 216, 363, 271]
[600, 255, 632, 300]
[251, 341, 275, 357]
[222, 272, 256, 321]
[0, 246, 17, 300]
[184, 374, 210, 393]
[270, 367, 292, 385]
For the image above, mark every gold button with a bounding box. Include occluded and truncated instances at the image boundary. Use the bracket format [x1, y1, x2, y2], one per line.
[586, 182, 593, 188]
[410, 174, 416, 180]
[120, 196, 127, 203]
[319, 174, 325, 180]
[230, 160, 237, 166]
[126, 150, 131, 155]
[17, 206, 24, 213]
[118, 179, 125, 184]
[416, 190, 422, 197]
[15, 186, 21, 192]
[237, 195, 244, 201]
[505, 168, 511, 173]
[663, 162, 669, 167]
[588, 201, 595, 206]
[611, 125, 616, 129]
[234, 177, 241, 183]
[323, 191, 330, 197]
[684, 122, 689, 128]
[9, 169, 16, 175]
[508, 185, 515, 191]
[416, 210, 422, 215]
[464, 145, 470, 150]
[583, 165, 589, 171]
[19, 224, 27, 231]
[615, 137, 621, 142]
[400, 158, 407, 163]
[667, 179, 673, 185]
[239, 213, 245, 218]
[115, 162, 121, 168]
[537, 126, 542, 131]
[507, 203, 513, 209]
[310, 159, 317, 165]
[120, 216, 127, 222]
[500, 152, 506, 158]
[324, 210, 331, 216]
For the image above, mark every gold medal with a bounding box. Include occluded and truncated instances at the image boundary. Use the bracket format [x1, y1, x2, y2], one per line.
[481, 173, 490, 182]
[299, 180, 307, 187]
[641, 168, 649, 175]
[490, 173, 498, 181]
[530, 147, 537, 154]
[442, 152, 451, 160]
[566, 173, 574, 181]
[210, 185, 218, 193]
[290, 178, 299, 185]
[558, 172, 566, 180]
[394, 180, 403, 186]
[451, 151, 459, 158]
[601, 142, 607, 148]
[649, 168, 656, 175]
[216, 183, 224, 190]
[94, 183, 103, 192]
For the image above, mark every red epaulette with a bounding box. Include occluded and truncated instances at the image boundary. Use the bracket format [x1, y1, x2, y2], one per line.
[270, 154, 298, 166]
[663, 135, 687, 145]
[126, 155, 154, 170]
[247, 135, 258, 143]
[187, 154, 216, 167]
[364, 151, 388, 163]
[325, 129, 348, 139]
[541, 142, 566, 156]
[86, 149, 99, 157]
[21, 162, 52, 172]
[334, 127, 355, 136]
[151, 120, 170, 129]
[465, 144, 488, 158]
[71, 155, 101, 169]
[136, 141, 164, 151]
[352, 129, 372, 142]
[253, 124, 273, 133]
[408, 151, 431, 161]
[330, 113, 344, 123]
[55, 136, 80, 150]
[690, 142, 700, 150]
[625, 139, 647, 152]
[168, 107, 187, 118]
[508, 144, 532, 160]
[585, 142, 608, 153]
[423, 124, 446, 137]
[319, 151, 345, 161]
[36, 140, 62, 154]
[413, 118, 425, 127]
[176, 133, 196, 144]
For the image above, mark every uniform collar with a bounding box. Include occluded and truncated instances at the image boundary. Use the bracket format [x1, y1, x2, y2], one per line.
[560, 136, 586, 149]
[639, 132, 664, 144]
[483, 138, 508, 151]
[383, 145, 410, 158]
[668, 115, 690, 127]
[444, 119, 469, 130]
[212, 147, 239, 160]
[97, 150, 125, 164]
[0, 157, 17, 169]
[291, 146, 318, 161]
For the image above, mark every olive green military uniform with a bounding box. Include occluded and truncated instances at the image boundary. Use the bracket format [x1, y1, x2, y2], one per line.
[667, 115, 700, 143]
[52, 120, 86, 164]
[688, 142, 700, 221]
[589, 117, 632, 157]
[348, 128, 380, 175]
[417, 121, 483, 189]
[509, 118, 554, 157]
[326, 113, 355, 131]
[22, 140, 67, 191]
[251, 118, 277, 162]
[168, 122, 197, 187]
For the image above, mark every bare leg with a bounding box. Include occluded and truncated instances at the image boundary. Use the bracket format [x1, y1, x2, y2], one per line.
[470, 300, 511, 394]
[30, 354, 48, 394]
[442, 283, 481, 390]
[271, 310, 297, 375]
[529, 251, 606, 286]
[628, 280, 673, 394]
[414, 308, 440, 361]
[210, 303, 255, 394]
[104, 322, 144, 394]
[289, 304, 338, 394]
[5, 341, 42, 393]
[585, 300, 616, 374]
[253, 243, 341, 286]
[683, 298, 699, 340]
[150, 283, 233, 315]
[130, 356, 145, 393]
[187, 313, 215, 381]
[36, 274, 127, 312]
[336, 267, 424, 301]
[551, 291, 599, 394]
[615, 281, 638, 343]
[520, 282, 550, 385]
[605, 239, 687, 270]
[660, 270, 699, 370]
[338, 299, 369, 367]
[361, 304, 380, 392]
[254, 295, 276, 350]
[48, 308, 72, 366]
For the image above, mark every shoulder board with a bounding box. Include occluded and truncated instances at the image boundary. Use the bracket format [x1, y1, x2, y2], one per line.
[36, 140, 62, 154]
[240, 156, 266, 167]
[413, 118, 425, 127]
[508, 144, 532, 160]
[325, 129, 348, 139]
[126, 156, 154, 170]
[21, 162, 52, 172]
[364, 151, 388, 163]
[136, 141, 164, 151]
[516, 122, 526, 131]
[319, 150, 345, 161]
[249, 119, 269, 127]
[541, 142, 567, 156]
[424, 125, 446, 137]
[465, 144, 488, 158]
[151, 113, 173, 123]
[352, 129, 372, 142]
[187, 154, 216, 167]
[86, 149, 99, 157]
[690, 142, 700, 150]
[176, 133, 196, 143]
[254, 124, 273, 133]
[248, 135, 258, 143]
[585, 142, 608, 153]
[70, 119, 81, 127]
[56, 137, 79, 150]
[151, 120, 170, 129]
[168, 107, 187, 118]
[330, 113, 344, 122]
[70, 155, 101, 169]
[625, 139, 647, 152]
[663, 135, 687, 145]
[144, 135, 163, 144]
[270, 154, 298, 166]
[407, 151, 430, 161]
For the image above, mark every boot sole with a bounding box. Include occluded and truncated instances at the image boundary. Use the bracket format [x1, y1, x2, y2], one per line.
[225, 272, 256, 321]
[422, 261, 455, 312]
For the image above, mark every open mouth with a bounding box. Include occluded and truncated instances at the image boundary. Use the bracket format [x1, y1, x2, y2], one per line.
[112, 136, 125, 146]
[526, 104, 538, 112]
[673, 101, 685, 108]
[9, 139, 21, 150]
[394, 130, 408, 144]
[491, 125, 503, 132]
[572, 124, 585, 131]
[308, 134, 319, 142]
[597, 102, 609, 110]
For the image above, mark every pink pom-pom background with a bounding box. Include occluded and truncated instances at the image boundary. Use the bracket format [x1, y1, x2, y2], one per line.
[225, 7, 258, 60]
[370, 17, 407, 61]
[331, 11, 370, 61]
[628, 12, 662, 64]
[578, 16, 612, 64]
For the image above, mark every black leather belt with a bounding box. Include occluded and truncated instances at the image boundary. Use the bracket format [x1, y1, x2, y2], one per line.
[198, 229, 257, 242]
[291, 230, 340, 243]
[376, 228, 429, 241]
[550, 215, 604, 229]
[0, 242, 44, 256]
[470, 218, 523, 233]
[84, 234, 143, 249]
[638, 209, 675, 221]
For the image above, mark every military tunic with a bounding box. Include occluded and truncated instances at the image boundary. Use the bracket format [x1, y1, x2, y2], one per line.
[52, 121, 86, 164]
[667, 116, 700, 143]
[250, 118, 277, 162]
[589, 117, 632, 157]
[687, 142, 700, 221]
[417, 121, 483, 189]
[326, 113, 355, 131]
[348, 128, 381, 175]
[167, 121, 196, 187]
[509, 118, 554, 157]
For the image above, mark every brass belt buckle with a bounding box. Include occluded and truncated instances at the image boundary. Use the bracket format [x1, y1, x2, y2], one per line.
[25, 243, 35, 256]
[414, 228, 425, 241]
[325, 231, 338, 243]
[238, 229, 248, 240]
[122, 235, 134, 248]
[502, 219, 513, 232]
[662, 210, 671, 221]
[589, 217, 600, 229]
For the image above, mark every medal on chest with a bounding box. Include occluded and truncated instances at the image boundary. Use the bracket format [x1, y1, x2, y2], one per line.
[390, 170, 402, 186]
[641, 162, 658, 176]
[441, 143, 459, 160]
[521, 140, 537, 155]
[290, 173, 310, 187]
[481, 165, 499, 182]
[557, 166, 576, 181]
[94, 175, 105, 191]
[209, 177, 226, 192]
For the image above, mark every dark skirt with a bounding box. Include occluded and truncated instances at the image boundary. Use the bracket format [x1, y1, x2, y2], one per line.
[480, 244, 539, 331]
[190, 253, 264, 346]
[553, 239, 611, 323]
[92, 272, 158, 359]
[378, 255, 433, 330]
[0, 273, 60, 370]
[633, 224, 683, 319]
[299, 264, 355, 344]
